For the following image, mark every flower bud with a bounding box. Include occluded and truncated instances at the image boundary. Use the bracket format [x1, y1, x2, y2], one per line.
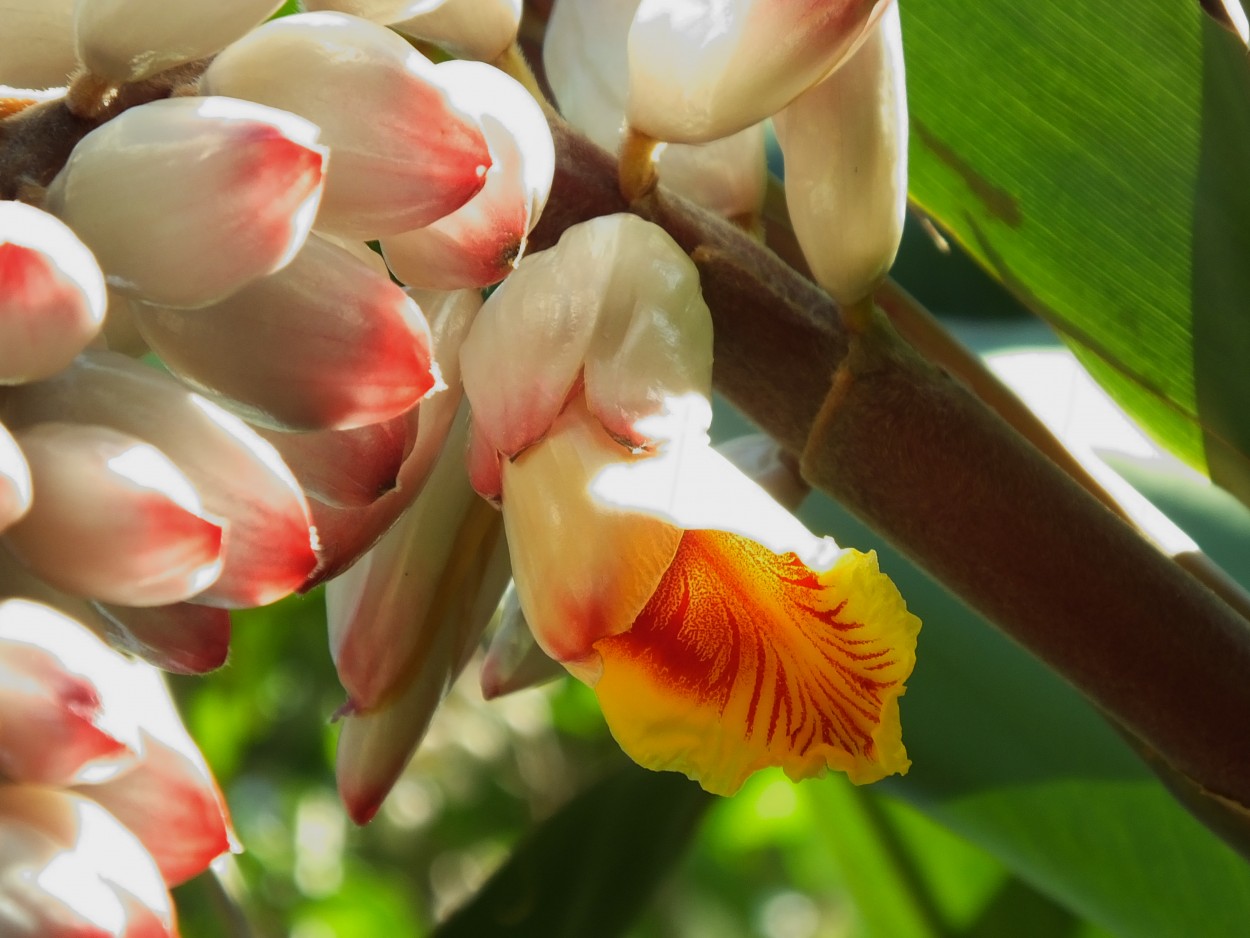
[627, 0, 890, 143]
[0, 202, 107, 384]
[74, 0, 283, 83]
[774, 3, 908, 305]
[0, 599, 130, 786]
[255, 414, 414, 509]
[0, 785, 175, 937]
[0, 352, 317, 607]
[93, 601, 231, 675]
[71, 661, 233, 886]
[544, 0, 765, 218]
[306, 287, 480, 586]
[134, 233, 440, 432]
[5, 423, 224, 607]
[44, 96, 326, 309]
[381, 60, 554, 290]
[203, 12, 491, 238]
[460, 213, 712, 462]
[393, 0, 522, 62]
[0, 0, 76, 88]
[479, 581, 564, 699]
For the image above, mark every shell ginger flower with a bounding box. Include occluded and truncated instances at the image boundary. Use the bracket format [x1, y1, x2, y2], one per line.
[461, 214, 920, 795]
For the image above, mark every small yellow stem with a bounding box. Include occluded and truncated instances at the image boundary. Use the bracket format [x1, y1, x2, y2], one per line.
[492, 42, 550, 106]
[619, 125, 661, 203]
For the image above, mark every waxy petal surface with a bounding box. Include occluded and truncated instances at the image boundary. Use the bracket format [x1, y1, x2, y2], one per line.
[327, 409, 502, 710]
[0, 202, 107, 384]
[257, 414, 413, 509]
[6, 423, 224, 606]
[393, 0, 521, 62]
[0, 352, 316, 607]
[306, 288, 479, 586]
[0, 0, 76, 88]
[135, 233, 438, 431]
[501, 398, 681, 673]
[627, 0, 889, 143]
[204, 12, 490, 238]
[335, 529, 509, 824]
[479, 581, 564, 700]
[774, 3, 908, 304]
[380, 59, 554, 290]
[544, 0, 766, 218]
[461, 214, 711, 455]
[303, 0, 445, 23]
[595, 536, 918, 795]
[75, 0, 282, 83]
[93, 602, 231, 675]
[0, 786, 175, 937]
[0, 601, 129, 786]
[45, 96, 326, 309]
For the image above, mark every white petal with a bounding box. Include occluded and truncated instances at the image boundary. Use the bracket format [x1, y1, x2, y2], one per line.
[774, 3, 907, 304]
[380, 60, 554, 289]
[5, 423, 224, 606]
[0, 351, 316, 607]
[393, 0, 521, 62]
[627, 0, 890, 142]
[74, 0, 283, 82]
[0, 0, 76, 88]
[303, 0, 446, 24]
[203, 12, 491, 238]
[0, 421, 32, 532]
[44, 96, 327, 308]
[0, 202, 107, 384]
[501, 396, 681, 669]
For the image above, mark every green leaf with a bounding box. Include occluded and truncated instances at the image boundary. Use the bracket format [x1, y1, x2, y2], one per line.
[434, 765, 712, 938]
[903, 0, 1250, 501]
[796, 455, 1250, 937]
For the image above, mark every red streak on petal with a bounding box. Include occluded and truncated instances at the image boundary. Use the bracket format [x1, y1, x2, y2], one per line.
[0, 244, 79, 321]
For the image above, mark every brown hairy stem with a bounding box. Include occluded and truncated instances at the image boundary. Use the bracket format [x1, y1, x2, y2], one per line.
[530, 116, 1250, 821]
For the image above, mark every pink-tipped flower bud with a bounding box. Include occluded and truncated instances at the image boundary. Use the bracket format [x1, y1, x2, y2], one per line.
[44, 96, 327, 309]
[134, 233, 440, 432]
[479, 581, 564, 700]
[627, 0, 891, 143]
[0, 785, 176, 937]
[774, 3, 908, 305]
[0, 202, 107, 384]
[74, 0, 283, 84]
[203, 12, 491, 238]
[0, 599, 131, 786]
[393, 0, 522, 62]
[0, 352, 317, 607]
[255, 413, 414, 509]
[381, 60, 554, 290]
[92, 601, 232, 675]
[5, 423, 224, 607]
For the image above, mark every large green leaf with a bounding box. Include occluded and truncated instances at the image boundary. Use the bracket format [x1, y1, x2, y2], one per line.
[434, 767, 712, 937]
[903, 0, 1250, 502]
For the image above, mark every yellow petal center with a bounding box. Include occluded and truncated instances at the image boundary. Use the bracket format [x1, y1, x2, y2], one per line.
[592, 530, 919, 796]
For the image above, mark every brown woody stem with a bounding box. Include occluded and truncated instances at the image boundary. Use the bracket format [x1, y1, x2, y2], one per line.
[530, 115, 1250, 818]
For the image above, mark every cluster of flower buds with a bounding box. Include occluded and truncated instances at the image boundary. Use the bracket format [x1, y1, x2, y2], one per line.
[0, 0, 553, 928]
[0, 597, 231, 935]
[567, 0, 908, 306]
[3, 0, 920, 922]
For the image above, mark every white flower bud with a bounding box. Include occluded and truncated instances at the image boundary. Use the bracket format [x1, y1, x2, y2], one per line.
[302, 0, 445, 24]
[44, 96, 327, 309]
[74, 0, 283, 83]
[0, 202, 106, 384]
[203, 12, 491, 238]
[0, 0, 76, 88]
[774, 3, 908, 305]
[393, 0, 522, 62]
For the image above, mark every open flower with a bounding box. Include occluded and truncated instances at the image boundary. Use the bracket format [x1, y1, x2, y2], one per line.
[462, 214, 919, 795]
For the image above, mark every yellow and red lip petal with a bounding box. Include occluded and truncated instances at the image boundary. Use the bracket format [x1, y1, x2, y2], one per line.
[593, 531, 919, 796]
